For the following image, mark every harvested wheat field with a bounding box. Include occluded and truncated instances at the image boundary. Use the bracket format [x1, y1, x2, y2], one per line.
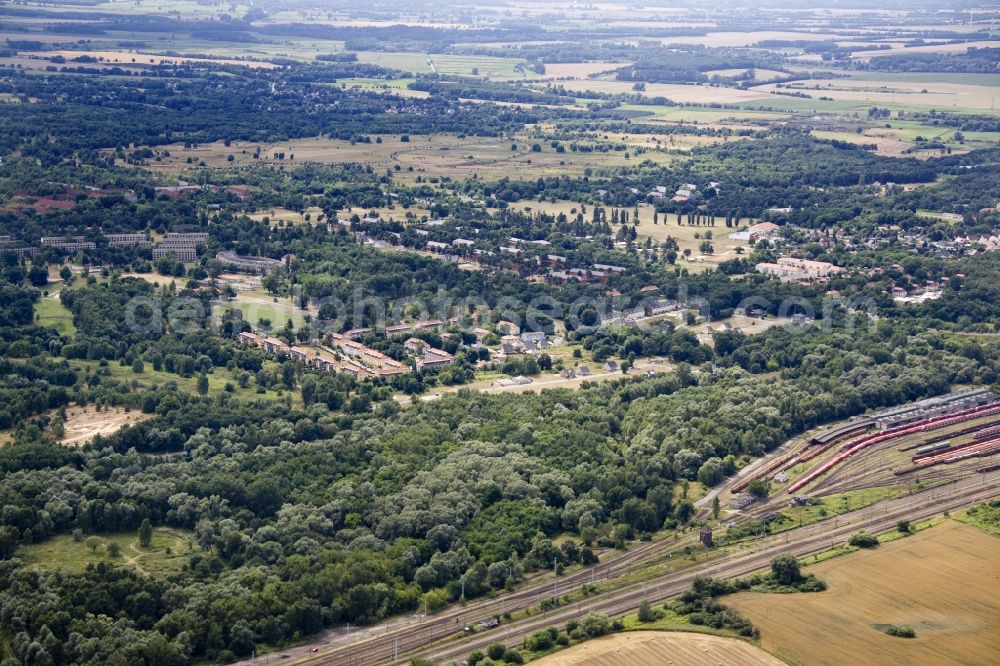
[61, 405, 150, 446]
[532, 631, 783, 666]
[728, 520, 1000, 666]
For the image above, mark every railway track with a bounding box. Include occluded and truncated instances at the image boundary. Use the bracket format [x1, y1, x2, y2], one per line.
[288, 472, 999, 666]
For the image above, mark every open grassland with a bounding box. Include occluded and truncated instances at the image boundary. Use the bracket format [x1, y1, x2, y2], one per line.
[811, 129, 916, 157]
[340, 204, 432, 223]
[59, 404, 152, 446]
[955, 500, 1000, 537]
[131, 132, 678, 182]
[530, 631, 783, 666]
[247, 206, 327, 226]
[502, 199, 751, 273]
[71, 357, 294, 402]
[728, 521, 1000, 666]
[213, 288, 310, 329]
[34, 295, 76, 335]
[637, 215, 752, 272]
[335, 77, 428, 98]
[19, 527, 196, 578]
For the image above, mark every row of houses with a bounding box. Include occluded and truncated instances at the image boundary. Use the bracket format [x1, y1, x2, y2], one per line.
[215, 250, 284, 275]
[547, 263, 626, 286]
[728, 221, 781, 243]
[152, 233, 209, 262]
[40, 236, 96, 251]
[404, 337, 454, 370]
[327, 333, 409, 378]
[756, 256, 843, 283]
[237, 332, 372, 379]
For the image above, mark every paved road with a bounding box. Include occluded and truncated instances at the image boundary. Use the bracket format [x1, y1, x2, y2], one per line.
[281, 471, 998, 666]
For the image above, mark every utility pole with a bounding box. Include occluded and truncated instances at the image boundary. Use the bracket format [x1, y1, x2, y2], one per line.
[552, 558, 558, 601]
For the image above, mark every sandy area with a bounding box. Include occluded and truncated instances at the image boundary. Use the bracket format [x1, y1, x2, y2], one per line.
[61, 404, 150, 446]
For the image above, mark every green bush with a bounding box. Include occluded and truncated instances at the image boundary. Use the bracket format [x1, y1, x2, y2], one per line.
[884, 625, 916, 638]
[849, 532, 879, 548]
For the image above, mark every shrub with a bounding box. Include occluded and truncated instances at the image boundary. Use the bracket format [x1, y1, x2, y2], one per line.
[884, 624, 916, 638]
[580, 612, 611, 637]
[849, 532, 879, 548]
[637, 599, 658, 623]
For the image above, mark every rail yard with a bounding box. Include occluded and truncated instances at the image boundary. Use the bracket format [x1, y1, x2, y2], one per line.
[287, 471, 999, 666]
[281, 390, 1000, 666]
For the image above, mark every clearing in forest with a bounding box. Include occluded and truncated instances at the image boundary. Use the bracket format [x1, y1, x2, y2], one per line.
[60, 404, 151, 446]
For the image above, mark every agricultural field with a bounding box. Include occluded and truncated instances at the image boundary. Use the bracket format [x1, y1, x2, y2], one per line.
[728, 521, 1000, 666]
[759, 72, 1000, 114]
[31, 50, 276, 69]
[704, 68, 789, 82]
[532, 631, 782, 666]
[536, 62, 627, 80]
[19, 527, 196, 578]
[816, 121, 1000, 158]
[850, 40, 1000, 61]
[557, 79, 772, 104]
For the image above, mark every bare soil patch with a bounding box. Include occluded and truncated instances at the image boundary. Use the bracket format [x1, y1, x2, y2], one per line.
[61, 404, 150, 446]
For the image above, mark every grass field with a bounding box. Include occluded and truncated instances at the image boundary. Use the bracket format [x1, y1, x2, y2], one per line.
[213, 288, 311, 329]
[131, 131, 675, 182]
[247, 206, 327, 226]
[71, 357, 293, 402]
[20, 527, 196, 578]
[954, 500, 1000, 537]
[34, 295, 76, 335]
[728, 521, 1000, 666]
[531, 631, 783, 666]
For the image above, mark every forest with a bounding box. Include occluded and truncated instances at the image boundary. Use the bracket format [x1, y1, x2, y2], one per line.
[0, 308, 993, 663]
